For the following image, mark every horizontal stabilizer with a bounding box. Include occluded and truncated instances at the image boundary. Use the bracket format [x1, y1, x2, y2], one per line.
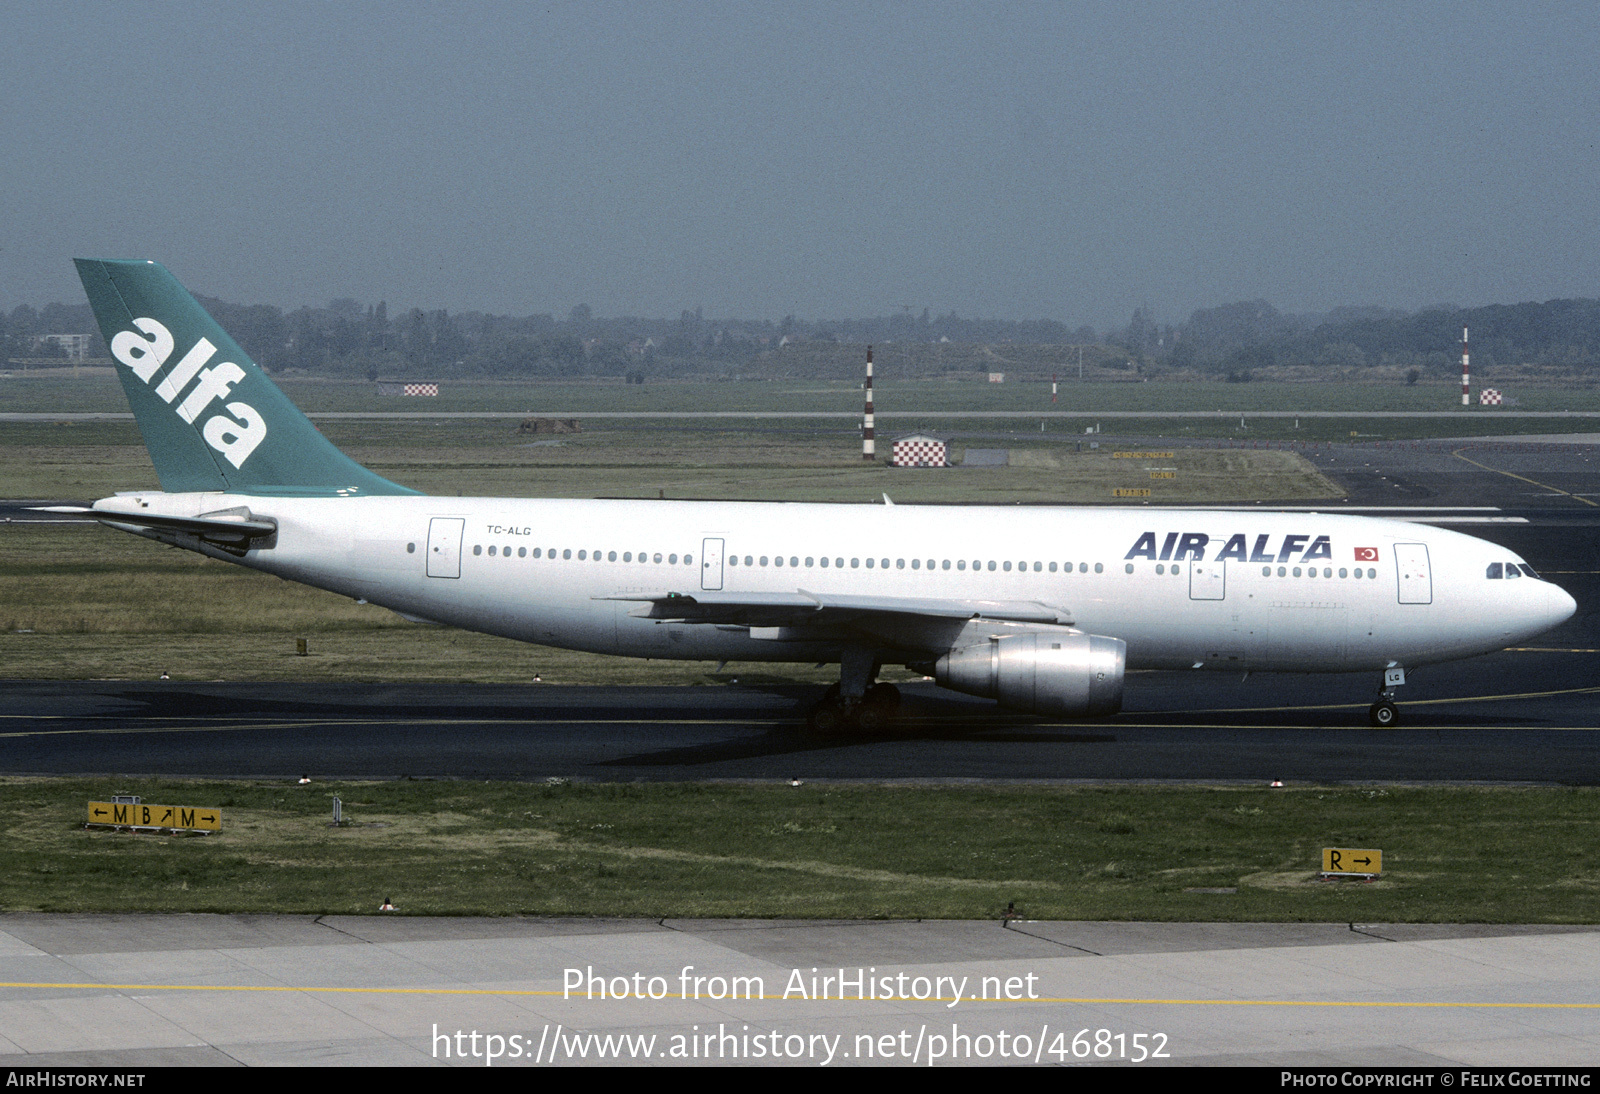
[92, 503, 277, 553]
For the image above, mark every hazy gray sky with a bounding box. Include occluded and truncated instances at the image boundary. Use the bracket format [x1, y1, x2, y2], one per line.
[4, 2, 1597, 327]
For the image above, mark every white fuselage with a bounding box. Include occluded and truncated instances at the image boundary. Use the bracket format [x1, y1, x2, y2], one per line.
[96, 492, 1577, 675]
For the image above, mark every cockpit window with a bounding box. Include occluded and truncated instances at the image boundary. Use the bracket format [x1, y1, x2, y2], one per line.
[1486, 563, 1503, 579]
[1519, 563, 1540, 579]
[1505, 561, 1521, 579]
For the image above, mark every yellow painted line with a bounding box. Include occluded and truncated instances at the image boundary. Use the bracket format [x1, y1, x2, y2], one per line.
[1175, 682, 1600, 715]
[1452, 448, 1600, 507]
[0, 982, 1594, 1010]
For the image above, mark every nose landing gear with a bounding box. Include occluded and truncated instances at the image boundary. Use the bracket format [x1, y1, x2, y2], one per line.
[1368, 665, 1405, 728]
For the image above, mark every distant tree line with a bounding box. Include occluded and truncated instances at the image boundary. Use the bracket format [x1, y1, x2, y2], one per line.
[1127, 298, 1600, 378]
[9, 289, 1600, 380]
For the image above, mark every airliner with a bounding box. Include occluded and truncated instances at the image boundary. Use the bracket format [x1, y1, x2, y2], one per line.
[70, 259, 1576, 730]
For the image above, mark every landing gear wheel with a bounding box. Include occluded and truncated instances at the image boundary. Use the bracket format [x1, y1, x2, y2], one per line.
[807, 684, 851, 735]
[855, 683, 902, 733]
[1368, 700, 1399, 728]
[855, 704, 890, 732]
[808, 699, 852, 735]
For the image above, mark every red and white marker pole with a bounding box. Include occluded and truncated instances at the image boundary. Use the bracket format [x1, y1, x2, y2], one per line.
[1461, 326, 1470, 407]
[1052, 373, 1058, 404]
[863, 345, 875, 460]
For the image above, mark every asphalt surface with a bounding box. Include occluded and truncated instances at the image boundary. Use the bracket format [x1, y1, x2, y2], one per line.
[5, 436, 1600, 783]
[3, 915, 1595, 1067]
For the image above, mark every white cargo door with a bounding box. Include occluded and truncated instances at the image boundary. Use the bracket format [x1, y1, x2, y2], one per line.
[1189, 560, 1226, 600]
[427, 517, 465, 579]
[1395, 542, 1432, 604]
[701, 537, 725, 591]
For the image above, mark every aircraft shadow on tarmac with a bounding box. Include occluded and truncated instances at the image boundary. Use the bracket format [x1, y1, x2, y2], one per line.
[596, 726, 1119, 768]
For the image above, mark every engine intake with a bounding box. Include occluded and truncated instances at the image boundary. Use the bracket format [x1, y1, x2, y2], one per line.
[934, 630, 1125, 716]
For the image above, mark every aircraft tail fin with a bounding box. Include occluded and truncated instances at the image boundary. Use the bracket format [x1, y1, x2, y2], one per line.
[74, 259, 418, 497]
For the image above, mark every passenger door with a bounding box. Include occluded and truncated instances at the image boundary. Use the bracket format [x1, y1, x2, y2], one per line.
[701, 537, 725, 591]
[426, 517, 465, 578]
[1395, 543, 1432, 604]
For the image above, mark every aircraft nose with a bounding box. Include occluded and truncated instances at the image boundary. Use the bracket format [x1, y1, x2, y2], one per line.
[1548, 583, 1578, 627]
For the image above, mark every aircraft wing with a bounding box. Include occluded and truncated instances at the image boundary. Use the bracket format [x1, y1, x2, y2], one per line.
[601, 589, 1074, 630]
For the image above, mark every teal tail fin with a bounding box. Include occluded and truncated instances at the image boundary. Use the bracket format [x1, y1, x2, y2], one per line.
[75, 259, 419, 497]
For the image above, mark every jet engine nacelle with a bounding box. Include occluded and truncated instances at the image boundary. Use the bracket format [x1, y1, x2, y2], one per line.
[934, 630, 1125, 716]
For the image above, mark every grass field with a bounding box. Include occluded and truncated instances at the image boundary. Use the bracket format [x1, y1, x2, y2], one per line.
[0, 411, 1344, 501]
[4, 779, 1595, 921]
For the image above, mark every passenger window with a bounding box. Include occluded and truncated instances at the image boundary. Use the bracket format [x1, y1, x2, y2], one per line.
[851, 558, 860, 568]
[744, 556, 753, 566]
[1124, 563, 1134, 574]
[987, 561, 997, 571]
[668, 553, 677, 564]
[820, 557, 829, 568]
[1003, 561, 1011, 572]
[957, 560, 966, 571]
[866, 558, 875, 569]
[760, 556, 769, 566]
[563, 549, 572, 560]
[1079, 563, 1089, 573]
[1093, 563, 1103, 574]
[1338, 567, 1346, 578]
[518, 547, 526, 558]
[910, 559, 919, 569]
[473, 545, 483, 556]
[1156, 564, 1164, 575]
[881, 559, 889, 569]
[805, 557, 814, 567]
[790, 557, 799, 567]
[407, 543, 416, 553]
[653, 553, 661, 563]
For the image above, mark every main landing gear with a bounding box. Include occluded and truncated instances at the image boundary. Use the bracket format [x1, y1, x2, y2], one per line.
[806, 647, 902, 734]
[1368, 665, 1405, 728]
